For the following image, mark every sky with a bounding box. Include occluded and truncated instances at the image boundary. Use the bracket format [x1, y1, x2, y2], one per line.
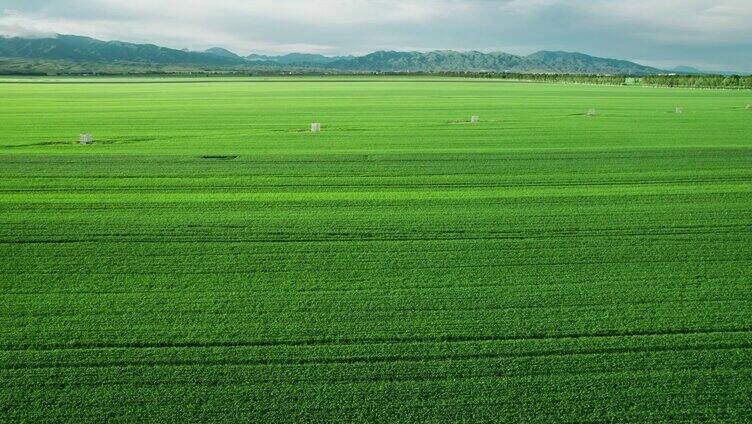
[1, 0, 751, 72]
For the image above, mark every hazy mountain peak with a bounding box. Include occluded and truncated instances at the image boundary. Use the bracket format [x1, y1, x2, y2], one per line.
[205, 47, 242, 59]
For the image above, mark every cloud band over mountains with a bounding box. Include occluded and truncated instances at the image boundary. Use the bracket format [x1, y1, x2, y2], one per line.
[1, 0, 751, 72]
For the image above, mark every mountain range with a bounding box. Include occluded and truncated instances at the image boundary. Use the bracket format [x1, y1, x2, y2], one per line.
[0, 34, 670, 75]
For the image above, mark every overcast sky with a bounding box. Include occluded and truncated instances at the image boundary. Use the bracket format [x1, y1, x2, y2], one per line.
[1, 0, 751, 72]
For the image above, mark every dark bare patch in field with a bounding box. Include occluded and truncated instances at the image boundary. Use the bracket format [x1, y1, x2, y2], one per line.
[268, 128, 310, 133]
[0, 140, 71, 148]
[1, 137, 156, 148]
[95, 136, 156, 145]
[201, 155, 238, 160]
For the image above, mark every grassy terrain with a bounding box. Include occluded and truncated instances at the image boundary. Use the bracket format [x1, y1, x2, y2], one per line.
[1, 78, 751, 422]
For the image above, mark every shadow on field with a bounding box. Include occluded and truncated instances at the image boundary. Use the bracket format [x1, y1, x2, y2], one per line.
[201, 155, 238, 160]
[93, 136, 157, 145]
[0, 140, 70, 148]
[2, 136, 160, 148]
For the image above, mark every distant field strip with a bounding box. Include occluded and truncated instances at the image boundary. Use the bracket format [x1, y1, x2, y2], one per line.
[1, 79, 751, 422]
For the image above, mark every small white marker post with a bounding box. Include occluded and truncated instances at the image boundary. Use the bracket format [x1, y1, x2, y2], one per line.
[676, 107, 683, 114]
[470, 115, 479, 124]
[311, 123, 321, 133]
[79, 134, 93, 145]
[746, 104, 751, 110]
[587, 108, 596, 117]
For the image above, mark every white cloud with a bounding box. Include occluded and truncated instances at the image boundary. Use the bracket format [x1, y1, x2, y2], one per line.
[53, 0, 463, 26]
[583, 0, 752, 40]
[496, 0, 559, 15]
[0, 9, 57, 38]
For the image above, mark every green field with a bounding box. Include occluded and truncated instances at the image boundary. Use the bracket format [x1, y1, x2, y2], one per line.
[1, 78, 751, 422]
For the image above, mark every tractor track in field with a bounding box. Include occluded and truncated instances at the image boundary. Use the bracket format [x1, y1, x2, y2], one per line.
[3, 341, 750, 371]
[2, 276, 740, 295]
[2, 176, 752, 192]
[3, 257, 750, 277]
[4, 364, 752, 390]
[3, 225, 751, 244]
[7, 298, 752, 319]
[3, 327, 751, 353]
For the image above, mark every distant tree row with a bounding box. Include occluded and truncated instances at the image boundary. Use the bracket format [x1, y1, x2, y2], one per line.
[1, 58, 750, 89]
[640, 74, 752, 89]
[423, 71, 752, 89]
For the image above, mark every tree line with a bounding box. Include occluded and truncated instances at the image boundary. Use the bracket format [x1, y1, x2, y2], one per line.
[422, 71, 752, 89]
[1, 58, 750, 89]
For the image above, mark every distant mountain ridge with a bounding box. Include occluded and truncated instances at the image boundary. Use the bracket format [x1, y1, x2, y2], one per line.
[319, 50, 662, 74]
[0, 35, 246, 65]
[0, 34, 667, 75]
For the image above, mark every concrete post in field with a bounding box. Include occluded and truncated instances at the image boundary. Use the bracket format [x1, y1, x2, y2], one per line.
[311, 123, 321, 133]
[470, 115, 479, 124]
[587, 108, 596, 117]
[79, 134, 93, 145]
[676, 107, 683, 114]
